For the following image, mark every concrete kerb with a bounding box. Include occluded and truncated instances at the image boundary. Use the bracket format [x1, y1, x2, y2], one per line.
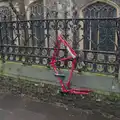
[2, 61, 115, 77]
[0, 70, 118, 96]
[0, 61, 119, 95]
[1, 72, 120, 103]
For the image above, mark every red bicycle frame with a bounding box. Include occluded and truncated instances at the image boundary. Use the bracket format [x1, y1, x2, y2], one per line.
[50, 34, 92, 95]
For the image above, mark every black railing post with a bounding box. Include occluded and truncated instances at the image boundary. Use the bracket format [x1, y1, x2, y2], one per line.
[117, 47, 120, 80]
[0, 22, 5, 64]
[64, 11, 68, 59]
[72, 6, 78, 51]
[117, 18, 120, 80]
[0, 22, 5, 75]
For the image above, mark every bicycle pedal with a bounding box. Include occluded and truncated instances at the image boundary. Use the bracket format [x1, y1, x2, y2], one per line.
[54, 73, 65, 77]
[54, 73, 66, 81]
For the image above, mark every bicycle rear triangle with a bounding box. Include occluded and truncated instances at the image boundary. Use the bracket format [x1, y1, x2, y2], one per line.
[50, 34, 93, 95]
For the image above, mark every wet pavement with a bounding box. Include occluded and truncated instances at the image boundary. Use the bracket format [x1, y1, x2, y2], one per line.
[0, 94, 118, 120]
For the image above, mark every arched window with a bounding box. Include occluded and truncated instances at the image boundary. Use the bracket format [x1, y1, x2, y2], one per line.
[29, 1, 44, 47]
[83, 2, 117, 51]
[0, 6, 13, 45]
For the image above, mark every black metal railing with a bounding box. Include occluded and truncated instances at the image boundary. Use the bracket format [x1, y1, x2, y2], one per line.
[0, 18, 119, 75]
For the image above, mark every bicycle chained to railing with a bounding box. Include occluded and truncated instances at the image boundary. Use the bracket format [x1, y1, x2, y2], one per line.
[49, 18, 93, 95]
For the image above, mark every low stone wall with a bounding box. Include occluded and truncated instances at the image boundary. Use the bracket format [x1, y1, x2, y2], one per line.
[0, 75, 120, 118]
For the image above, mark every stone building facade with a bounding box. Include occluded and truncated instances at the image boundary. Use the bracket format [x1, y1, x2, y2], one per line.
[0, 0, 120, 50]
[0, 0, 120, 20]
